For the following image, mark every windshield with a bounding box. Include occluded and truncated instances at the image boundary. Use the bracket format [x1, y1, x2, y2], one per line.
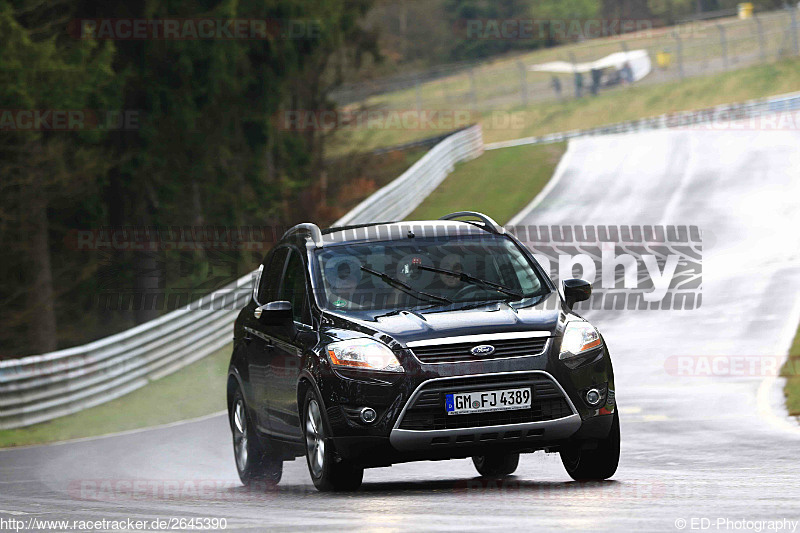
[313, 234, 548, 313]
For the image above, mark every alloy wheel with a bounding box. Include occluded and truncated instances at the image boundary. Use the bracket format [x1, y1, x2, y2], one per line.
[233, 400, 248, 472]
[306, 399, 325, 478]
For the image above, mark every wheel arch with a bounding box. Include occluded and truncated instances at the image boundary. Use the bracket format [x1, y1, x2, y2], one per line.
[297, 369, 334, 435]
[227, 372, 241, 411]
[297, 370, 322, 412]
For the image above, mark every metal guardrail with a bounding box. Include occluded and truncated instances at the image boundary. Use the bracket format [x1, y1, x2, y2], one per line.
[335, 124, 483, 226]
[0, 124, 484, 430]
[484, 90, 800, 150]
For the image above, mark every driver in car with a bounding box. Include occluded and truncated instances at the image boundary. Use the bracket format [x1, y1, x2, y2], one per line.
[439, 254, 464, 290]
[324, 258, 362, 309]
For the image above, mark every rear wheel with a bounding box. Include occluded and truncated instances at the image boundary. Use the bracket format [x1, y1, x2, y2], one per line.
[303, 389, 363, 491]
[560, 412, 620, 481]
[230, 389, 282, 486]
[472, 452, 520, 477]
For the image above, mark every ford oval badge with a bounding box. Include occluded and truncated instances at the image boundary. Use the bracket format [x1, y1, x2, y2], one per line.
[470, 344, 495, 356]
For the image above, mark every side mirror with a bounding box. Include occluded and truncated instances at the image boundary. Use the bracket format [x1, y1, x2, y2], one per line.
[295, 329, 318, 348]
[254, 300, 292, 325]
[563, 279, 592, 310]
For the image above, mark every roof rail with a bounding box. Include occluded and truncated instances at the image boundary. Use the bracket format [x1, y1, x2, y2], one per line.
[439, 211, 505, 235]
[282, 223, 324, 248]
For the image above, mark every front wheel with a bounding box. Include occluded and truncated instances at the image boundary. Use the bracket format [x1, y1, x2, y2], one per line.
[303, 389, 363, 492]
[472, 452, 520, 477]
[560, 412, 620, 481]
[230, 389, 282, 486]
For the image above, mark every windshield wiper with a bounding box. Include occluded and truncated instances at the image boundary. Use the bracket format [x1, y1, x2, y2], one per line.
[415, 264, 524, 300]
[360, 266, 452, 305]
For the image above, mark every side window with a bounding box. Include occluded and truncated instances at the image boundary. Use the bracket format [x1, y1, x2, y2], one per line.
[280, 251, 311, 325]
[257, 247, 288, 304]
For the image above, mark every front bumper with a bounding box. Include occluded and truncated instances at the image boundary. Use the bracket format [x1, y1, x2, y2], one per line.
[316, 342, 615, 463]
[390, 414, 582, 451]
[388, 370, 581, 452]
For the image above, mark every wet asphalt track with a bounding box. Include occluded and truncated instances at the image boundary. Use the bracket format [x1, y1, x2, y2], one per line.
[2, 125, 800, 532]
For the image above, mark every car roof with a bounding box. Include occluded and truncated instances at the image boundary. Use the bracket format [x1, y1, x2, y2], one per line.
[280, 212, 507, 248]
[315, 220, 498, 246]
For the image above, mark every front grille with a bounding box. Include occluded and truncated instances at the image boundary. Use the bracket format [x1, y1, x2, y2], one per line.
[409, 337, 549, 363]
[397, 373, 573, 431]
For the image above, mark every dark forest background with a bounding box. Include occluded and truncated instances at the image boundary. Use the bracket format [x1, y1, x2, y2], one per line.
[0, 0, 785, 357]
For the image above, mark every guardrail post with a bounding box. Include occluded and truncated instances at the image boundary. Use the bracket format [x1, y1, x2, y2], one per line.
[717, 24, 729, 69]
[517, 60, 528, 107]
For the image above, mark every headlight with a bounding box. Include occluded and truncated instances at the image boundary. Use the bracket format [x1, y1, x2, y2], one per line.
[559, 321, 603, 364]
[327, 338, 404, 372]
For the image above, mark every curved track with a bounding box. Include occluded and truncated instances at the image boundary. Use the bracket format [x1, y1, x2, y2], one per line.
[3, 126, 800, 531]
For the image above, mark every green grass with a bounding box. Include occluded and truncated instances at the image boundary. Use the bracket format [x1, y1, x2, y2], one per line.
[782, 325, 800, 416]
[330, 57, 800, 154]
[0, 344, 232, 448]
[407, 142, 566, 225]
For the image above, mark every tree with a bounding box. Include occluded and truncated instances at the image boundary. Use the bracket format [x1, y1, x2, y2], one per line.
[0, 0, 117, 354]
[446, 0, 541, 60]
[0, 0, 381, 357]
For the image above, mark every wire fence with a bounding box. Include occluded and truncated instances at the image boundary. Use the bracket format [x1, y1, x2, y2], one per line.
[332, 8, 800, 113]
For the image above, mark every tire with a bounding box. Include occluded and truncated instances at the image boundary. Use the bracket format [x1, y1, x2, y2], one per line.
[303, 388, 363, 492]
[560, 411, 620, 481]
[230, 388, 283, 486]
[472, 452, 520, 478]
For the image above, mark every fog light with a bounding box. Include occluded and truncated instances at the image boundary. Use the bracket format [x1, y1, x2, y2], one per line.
[359, 407, 377, 424]
[585, 389, 602, 406]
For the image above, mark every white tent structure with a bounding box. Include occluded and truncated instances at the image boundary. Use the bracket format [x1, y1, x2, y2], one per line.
[530, 49, 652, 83]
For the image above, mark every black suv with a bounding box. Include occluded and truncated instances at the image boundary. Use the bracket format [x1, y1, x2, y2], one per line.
[227, 212, 619, 491]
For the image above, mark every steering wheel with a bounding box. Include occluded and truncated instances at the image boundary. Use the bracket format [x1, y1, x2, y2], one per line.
[453, 284, 485, 301]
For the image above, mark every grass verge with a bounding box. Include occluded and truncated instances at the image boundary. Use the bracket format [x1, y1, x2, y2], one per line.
[782, 325, 800, 416]
[0, 344, 231, 448]
[407, 142, 566, 225]
[331, 57, 800, 153]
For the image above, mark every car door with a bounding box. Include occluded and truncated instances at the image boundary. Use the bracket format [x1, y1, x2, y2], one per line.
[265, 248, 313, 441]
[245, 246, 288, 433]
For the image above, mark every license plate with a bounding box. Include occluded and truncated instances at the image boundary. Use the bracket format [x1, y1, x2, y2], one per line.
[445, 387, 531, 415]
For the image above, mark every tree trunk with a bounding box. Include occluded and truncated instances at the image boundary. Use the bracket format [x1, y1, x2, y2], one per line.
[192, 180, 204, 226]
[26, 180, 57, 353]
